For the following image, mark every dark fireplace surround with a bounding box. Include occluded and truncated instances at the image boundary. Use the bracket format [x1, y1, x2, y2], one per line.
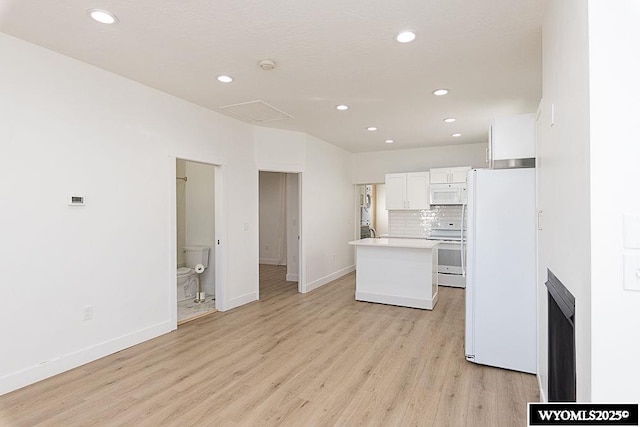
[545, 269, 576, 402]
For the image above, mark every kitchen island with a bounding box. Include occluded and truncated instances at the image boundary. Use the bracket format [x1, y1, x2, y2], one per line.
[348, 238, 439, 310]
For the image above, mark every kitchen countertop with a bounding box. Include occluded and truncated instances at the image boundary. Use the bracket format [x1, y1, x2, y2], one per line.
[349, 238, 439, 249]
[379, 234, 463, 243]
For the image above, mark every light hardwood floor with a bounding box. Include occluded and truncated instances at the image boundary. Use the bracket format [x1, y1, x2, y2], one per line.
[0, 265, 539, 426]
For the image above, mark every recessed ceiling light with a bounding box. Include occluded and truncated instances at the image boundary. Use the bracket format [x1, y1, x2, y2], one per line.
[336, 104, 349, 111]
[88, 9, 118, 24]
[367, 126, 378, 131]
[433, 89, 449, 96]
[385, 139, 395, 144]
[396, 31, 416, 43]
[451, 133, 462, 138]
[217, 75, 233, 83]
[443, 118, 456, 123]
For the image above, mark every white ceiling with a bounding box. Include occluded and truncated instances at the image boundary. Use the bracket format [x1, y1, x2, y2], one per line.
[0, 0, 546, 153]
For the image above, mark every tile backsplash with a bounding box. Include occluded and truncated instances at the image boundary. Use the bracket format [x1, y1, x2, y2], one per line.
[388, 205, 464, 238]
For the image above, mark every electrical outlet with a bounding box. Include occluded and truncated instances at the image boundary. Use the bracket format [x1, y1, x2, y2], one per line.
[332, 254, 336, 262]
[83, 305, 93, 321]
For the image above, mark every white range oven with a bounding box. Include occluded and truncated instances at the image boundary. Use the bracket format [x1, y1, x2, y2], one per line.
[431, 240, 465, 288]
[428, 224, 466, 288]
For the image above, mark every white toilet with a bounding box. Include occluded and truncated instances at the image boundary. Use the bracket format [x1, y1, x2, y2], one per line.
[177, 246, 210, 301]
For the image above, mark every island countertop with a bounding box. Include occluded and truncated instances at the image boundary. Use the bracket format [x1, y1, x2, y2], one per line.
[348, 238, 439, 250]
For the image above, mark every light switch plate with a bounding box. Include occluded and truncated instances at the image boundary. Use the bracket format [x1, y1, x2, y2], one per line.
[623, 254, 640, 291]
[623, 213, 640, 248]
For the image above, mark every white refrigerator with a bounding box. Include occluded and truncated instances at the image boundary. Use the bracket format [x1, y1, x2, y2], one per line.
[464, 168, 536, 374]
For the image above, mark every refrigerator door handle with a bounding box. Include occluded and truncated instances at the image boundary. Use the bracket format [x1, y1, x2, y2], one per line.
[460, 203, 466, 277]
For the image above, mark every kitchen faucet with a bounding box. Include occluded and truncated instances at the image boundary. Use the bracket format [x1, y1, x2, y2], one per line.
[369, 228, 376, 238]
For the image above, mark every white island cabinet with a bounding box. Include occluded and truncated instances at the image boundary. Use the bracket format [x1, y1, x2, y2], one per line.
[348, 238, 439, 310]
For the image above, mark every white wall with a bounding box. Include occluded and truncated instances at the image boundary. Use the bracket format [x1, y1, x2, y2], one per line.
[0, 33, 258, 395]
[286, 173, 300, 281]
[184, 161, 216, 295]
[254, 129, 355, 293]
[259, 171, 286, 265]
[351, 143, 487, 184]
[254, 127, 305, 172]
[588, 0, 640, 402]
[302, 135, 355, 292]
[538, 0, 592, 401]
[540, 1, 640, 403]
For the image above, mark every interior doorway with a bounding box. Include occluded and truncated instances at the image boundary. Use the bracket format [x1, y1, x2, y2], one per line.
[175, 159, 219, 325]
[356, 183, 388, 239]
[258, 171, 301, 297]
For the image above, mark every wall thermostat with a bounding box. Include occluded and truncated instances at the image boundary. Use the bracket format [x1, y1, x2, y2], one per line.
[69, 195, 85, 206]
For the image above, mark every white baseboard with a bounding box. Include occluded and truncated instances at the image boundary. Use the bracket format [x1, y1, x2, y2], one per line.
[286, 273, 299, 282]
[355, 291, 436, 310]
[303, 265, 355, 293]
[259, 258, 281, 265]
[225, 291, 257, 311]
[0, 321, 172, 396]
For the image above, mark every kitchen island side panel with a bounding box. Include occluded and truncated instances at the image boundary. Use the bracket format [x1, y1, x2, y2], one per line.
[354, 245, 438, 309]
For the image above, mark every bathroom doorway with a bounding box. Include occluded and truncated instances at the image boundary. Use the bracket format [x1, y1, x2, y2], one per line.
[258, 171, 301, 298]
[176, 159, 218, 325]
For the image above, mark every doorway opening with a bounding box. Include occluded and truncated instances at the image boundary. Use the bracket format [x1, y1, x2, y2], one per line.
[356, 183, 388, 239]
[176, 159, 218, 325]
[258, 171, 301, 298]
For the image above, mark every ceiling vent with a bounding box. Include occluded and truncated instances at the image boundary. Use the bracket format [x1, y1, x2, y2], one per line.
[219, 100, 293, 123]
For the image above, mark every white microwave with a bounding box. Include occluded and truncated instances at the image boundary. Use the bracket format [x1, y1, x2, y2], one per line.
[429, 183, 467, 205]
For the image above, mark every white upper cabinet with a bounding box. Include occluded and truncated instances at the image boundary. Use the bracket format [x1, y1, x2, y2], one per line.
[430, 166, 471, 184]
[449, 166, 470, 183]
[429, 168, 450, 184]
[385, 173, 406, 210]
[385, 172, 430, 210]
[406, 172, 430, 209]
[489, 113, 536, 164]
